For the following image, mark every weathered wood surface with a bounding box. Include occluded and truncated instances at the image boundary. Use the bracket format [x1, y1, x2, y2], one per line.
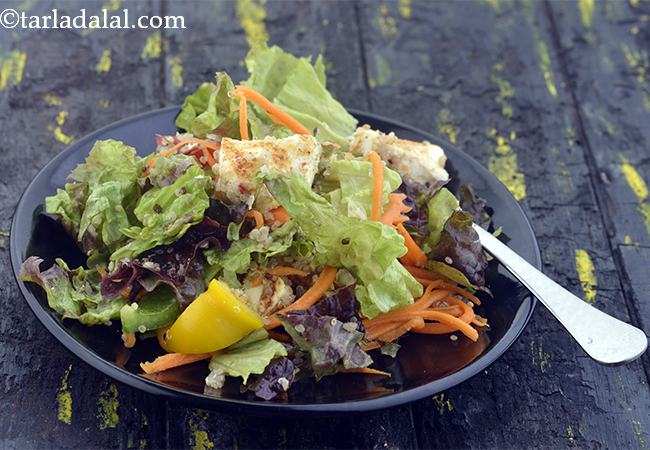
[0, 0, 648, 449]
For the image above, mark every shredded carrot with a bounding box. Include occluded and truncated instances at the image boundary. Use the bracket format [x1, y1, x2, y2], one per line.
[251, 274, 264, 287]
[236, 92, 250, 140]
[403, 265, 446, 281]
[140, 352, 212, 374]
[267, 266, 310, 277]
[201, 146, 216, 167]
[340, 368, 391, 377]
[269, 206, 290, 225]
[267, 331, 292, 343]
[396, 223, 427, 267]
[438, 281, 481, 305]
[360, 341, 381, 351]
[264, 266, 338, 329]
[412, 311, 479, 341]
[146, 138, 220, 169]
[375, 317, 425, 342]
[233, 85, 310, 135]
[367, 151, 384, 221]
[379, 193, 411, 226]
[245, 210, 265, 229]
[122, 332, 136, 349]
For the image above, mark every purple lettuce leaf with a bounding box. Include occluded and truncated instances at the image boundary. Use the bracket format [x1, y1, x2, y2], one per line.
[396, 178, 447, 237]
[429, 210, 488, 286]
[459, 184, 492, 230]
[248, 357, 296, 400]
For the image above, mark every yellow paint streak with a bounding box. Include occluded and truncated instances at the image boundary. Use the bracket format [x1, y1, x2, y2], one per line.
[484, 0, 500, 11]
[631, 419, 647, 448]
[488, 131, 526, 201]
[530, 338, 551, 373]
[99, 99, 110, 108]
[639, 203, 650, 236]
[575, 249, 597, 304]
[236, 0, 268, 49]
[431, 393, 453, 415]
[490, 63, 514, 119]
[567, 425, 575, 445]
[0, 50, 27, 91]
[169, 57, 184, 88]
[49, 111, 74, 144]
[44, 93, 62, 106]
[621, 157, 648, 201]
[630, 0, 639, 7]
[189, 410, 214, 450]
[436, 109, 460, 144]
[622, 45, 648, 84]
[97, 383, 119, 429]
[141, 32, 163, 60]
[537, 41, 558, 97]
[398, 0, 411, 18]
[57, 365, 73, 425]
[101, 0, 122, 11]
[578, 0, 594, 28]
[96, 49, 111, 74]
[369, 53, 392, 88]
[377, 3, 398, 37]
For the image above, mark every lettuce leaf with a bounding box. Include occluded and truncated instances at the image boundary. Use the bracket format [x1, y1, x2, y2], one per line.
[264, 172, 422, 318]
[325, 158, 402, 220]
[146, 153, 196, 188]
[111, 165, 211, 262]
[120, 286, 180, 333]
[207, 329, 287, 384]
[247, 357, 295, 400]
[19, 256, 126, 325]
[46, 140, 143, 262]
[175, 73, 241, 138]
[429, 211, 488, 286]
[243, 46, 357, 147]
[204, 221, 296, 286]
[427, 187, 459, 247]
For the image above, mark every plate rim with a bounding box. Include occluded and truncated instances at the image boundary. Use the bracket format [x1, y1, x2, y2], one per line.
[10, 106, 541, 415]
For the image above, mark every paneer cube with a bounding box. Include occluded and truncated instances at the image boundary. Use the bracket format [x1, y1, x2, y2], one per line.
[349, 125, 449, 186]
[216, 134, 322, 212]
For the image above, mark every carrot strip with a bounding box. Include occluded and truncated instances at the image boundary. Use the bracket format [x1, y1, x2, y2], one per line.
[403, 265, 447, 281]
[411, 311, 479, 341]
[236, 93, 250, 140]
[245, 210, 265, 229]
[122, 332, 136, 349]
[367, 151, 384, 221]
[374, 317, 425, 342]
[264, 266, 338, 329]
[201, 147, 216, 167]
[360, 341, 381, 351]
[438, 281, 481, 306]
[269, 207, 290, 225]
[234, 85, 310, 135]
[340, 368, 391, 377]
[140, 352, 212, 374]
[396, 223, 427, 267]
[267, 266, 310, 277]
[379, 193, 411, 226]
[267, 331, 292, 343]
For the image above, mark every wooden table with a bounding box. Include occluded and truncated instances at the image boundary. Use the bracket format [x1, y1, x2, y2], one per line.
[1, 0, 649, 448]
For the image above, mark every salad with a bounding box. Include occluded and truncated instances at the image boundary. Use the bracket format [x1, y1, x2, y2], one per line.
[20, 45, 493, 401]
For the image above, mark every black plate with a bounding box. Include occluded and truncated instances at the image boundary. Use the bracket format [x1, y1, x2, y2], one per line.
[10, 107, 540, 415]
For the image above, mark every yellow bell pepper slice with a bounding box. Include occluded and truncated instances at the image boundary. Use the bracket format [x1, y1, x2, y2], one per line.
[160, 280, 263, 354]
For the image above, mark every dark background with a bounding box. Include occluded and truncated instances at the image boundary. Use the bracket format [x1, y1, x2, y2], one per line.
[1, 0, 649, 448]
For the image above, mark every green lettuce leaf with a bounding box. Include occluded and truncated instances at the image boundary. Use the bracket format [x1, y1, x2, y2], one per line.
[46, 140, 143, 262]
[264, 172, 422, 318]
[325, 158, 402, 220]
[427, 187, 459, 247]
[19, 256, 126, 325]
[175, 73, 241, 138]
[204, 221, 296, 286]
[146, 153, 197, 188]
[244, 45, 357, 147]
[111, 165, 211, 262]
[207, 329, 287, 384]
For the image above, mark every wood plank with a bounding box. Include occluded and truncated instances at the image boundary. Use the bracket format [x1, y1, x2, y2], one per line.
[618, 244, 650, 341]
[0, 1, 169, 448]
[356, 0, 650, 448]
[548, 0, 650, 248]
[162, 1, 417, 448]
